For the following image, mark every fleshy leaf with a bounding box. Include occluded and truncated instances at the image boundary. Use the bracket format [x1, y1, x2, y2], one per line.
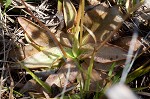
[20, 47, 63, 68]
[63, 0, 77, 29]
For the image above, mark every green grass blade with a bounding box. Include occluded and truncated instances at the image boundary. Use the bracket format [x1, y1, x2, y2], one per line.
[18, 61, 51, 93]
[57, 0, 63, 13]
[126, 60, 150, 83]
[84, 50, 95, 91]
[4, 0, 11, 12]
[132, 86, 149, 91]
[108, 62, 116, 77]
[72, 28, 80, 58]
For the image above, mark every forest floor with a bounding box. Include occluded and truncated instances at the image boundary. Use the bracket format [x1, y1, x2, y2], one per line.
[0, 0, 150, 99]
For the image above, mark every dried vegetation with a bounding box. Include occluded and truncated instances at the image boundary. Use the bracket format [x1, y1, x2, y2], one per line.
[0, 0, 150, 98]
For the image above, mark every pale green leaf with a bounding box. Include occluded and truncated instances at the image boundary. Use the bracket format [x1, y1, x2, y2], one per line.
[21, 47, 63, 68]
[4, 0, 11, 10]
[63, 0, 77, 29]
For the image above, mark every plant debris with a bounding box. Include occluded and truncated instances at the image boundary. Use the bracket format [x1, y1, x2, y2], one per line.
[0, 0, 150, 98]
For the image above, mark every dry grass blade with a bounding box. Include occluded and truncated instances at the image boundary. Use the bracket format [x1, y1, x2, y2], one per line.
[83, 25, 97, 44]
[0, 0, 149, 98]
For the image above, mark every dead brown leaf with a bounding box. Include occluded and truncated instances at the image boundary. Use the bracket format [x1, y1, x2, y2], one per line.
[18, 17, 55, 48]
[9, 44, 39, 60]
[19, 79, 41, 94]
[45, 58, 78, 88]
[80, 43, 127, 63]
[112, 36, 146, 52]
[94, 44, 127, 63]
[84, 58, 125, 71]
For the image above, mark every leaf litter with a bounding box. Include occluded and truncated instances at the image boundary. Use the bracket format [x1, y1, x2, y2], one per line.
[0, 0, 150, 98]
